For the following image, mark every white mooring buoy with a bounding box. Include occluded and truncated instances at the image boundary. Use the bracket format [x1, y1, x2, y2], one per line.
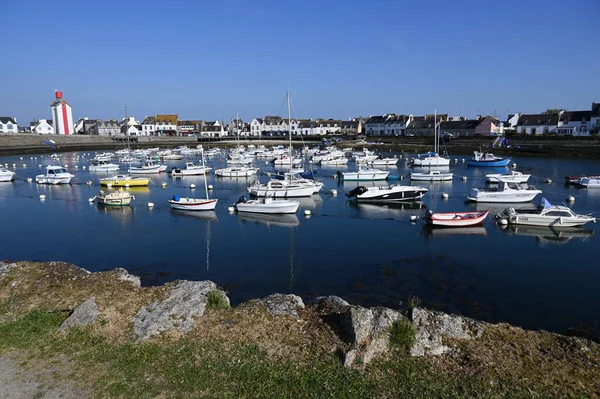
[39, 194, 46, 200]
[512, 163, 517, 168]
[442, 192, 449, 199]
[190, 183, 196, 189]
[161, 182, 167, 188]
[330, 189, 337, 196]
[208, 184, 213, 190]
[88, 197, 95, 203]
[26, 177, 32, 182]
[462, 176, 467, 181]
[148, 202, 154, 207]
[410, 215, 417, 222]
[545, 178, 552, 184]
[228, 206, 235, 212]
[567, 195, 575, 202]
[304, 209, 311, 216]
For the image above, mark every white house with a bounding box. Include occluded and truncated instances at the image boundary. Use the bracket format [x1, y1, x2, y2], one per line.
[556, 110, 591, 136]
[201, 121, 225, 138]
[592, 103, 600, 134]
[297, 119, 318, 135]
[384, 114, 412, 135]
[100, 119, 120, 136]
[0, 117, 18, 134]
[30, 119, 54, 134]
[141, 116, 156, 136]
[365, 115, 387, 135]
[515, 113, 559, 135]
[316, 119, 341, 135]
[120, 117, 142, 136]
[249, 118, 263, 136]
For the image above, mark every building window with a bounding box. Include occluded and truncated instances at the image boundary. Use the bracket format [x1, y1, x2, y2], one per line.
[7, 124, 13, 130]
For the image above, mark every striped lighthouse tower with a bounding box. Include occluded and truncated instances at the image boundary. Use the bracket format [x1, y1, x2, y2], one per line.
[50, 90, 73, 135]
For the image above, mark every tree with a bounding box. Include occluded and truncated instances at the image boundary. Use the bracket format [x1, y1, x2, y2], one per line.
[543, 109, 564, 114]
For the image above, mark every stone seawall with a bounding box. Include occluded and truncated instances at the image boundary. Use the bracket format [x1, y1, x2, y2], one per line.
[0, 134, 199, 155]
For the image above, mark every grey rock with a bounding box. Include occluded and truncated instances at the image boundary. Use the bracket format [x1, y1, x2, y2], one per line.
[132, 280, 229, 341]
[311, 296, 350, 315]
[57, 297, 100, 333]
[340, 306, 405, 367]
[0, 262, 18, 276]
[410, 307, 483, 357]
[249, 294, 305, 318]
[112, 268, 141, 287]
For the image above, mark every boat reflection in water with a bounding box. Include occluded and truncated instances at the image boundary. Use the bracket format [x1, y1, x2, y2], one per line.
[348, 200, 426, 219]
[422, 224, 487, 239]
[499, 224, 594, 246]
[96, 203, 134, 225]
[170, 209, 218, 222]
[237, 212, 300, 228]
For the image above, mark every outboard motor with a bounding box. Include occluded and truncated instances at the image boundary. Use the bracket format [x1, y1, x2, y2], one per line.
[172, 195, 180, 201]
[345, 186, 368, 198]
[237, 195, 247, 204]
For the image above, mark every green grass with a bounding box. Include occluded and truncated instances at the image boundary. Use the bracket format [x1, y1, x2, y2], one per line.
[0, 310, 585, 398]
[206, 290, 230, 311]
[388, 319, 416, 352]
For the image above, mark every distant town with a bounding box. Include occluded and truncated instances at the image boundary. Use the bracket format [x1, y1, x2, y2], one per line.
[1, 91, 598, 139]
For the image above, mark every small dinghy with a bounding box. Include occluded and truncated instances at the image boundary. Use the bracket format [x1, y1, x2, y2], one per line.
[424, 209, 489, 227]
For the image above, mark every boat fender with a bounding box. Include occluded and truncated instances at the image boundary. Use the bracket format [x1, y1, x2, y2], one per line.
[172, 195, 181, 201]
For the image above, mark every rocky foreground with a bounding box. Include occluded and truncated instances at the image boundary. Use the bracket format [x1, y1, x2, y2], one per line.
[0, 261, 599, 398]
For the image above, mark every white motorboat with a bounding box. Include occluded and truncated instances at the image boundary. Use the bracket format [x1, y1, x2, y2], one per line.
[411, 152, 451, 167]
[410, 170, 453, 181]
[368, 157, 398, 166]
[345, 184, 428, 202]
[235, 195, 299, 214]
[273, 155, 302, 167]
[498, 197, 596, 227]
[467, 181, 542, 203]
[319, 157, 349, 166]
[578, 177, 600, 188]
[168, 196, 218, 211]
[248, 174, 323, 198]
[341, 165, 389, 181]
[215, 166, 259, 177]
[89, 160, 120, 172]
[128, 160, 162, 174]
[95, 189, 135, 206]
[0, 166, 15, 182]
[92, 152, 114, 162]
[162, 153, 184, 160]
[170, 162, 211, 176]
[167, 147, 218, 211]
[35, 165, 74, 184]
[99, 174, 150, 187]
[486, 171, 530, 183]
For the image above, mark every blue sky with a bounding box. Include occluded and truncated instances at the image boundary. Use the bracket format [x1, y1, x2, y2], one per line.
[1, 0, 598, 125]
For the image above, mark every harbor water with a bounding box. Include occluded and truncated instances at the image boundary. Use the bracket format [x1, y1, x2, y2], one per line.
[0, 148, 599, 336]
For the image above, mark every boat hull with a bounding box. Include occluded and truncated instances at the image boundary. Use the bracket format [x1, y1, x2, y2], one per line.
[467, 191, 541, 203]
[96, 196, 133, 206]
[425, 210, 489, 227]
[467, 159, 510, 167]
[410, 172, 453, 181]
[236, 199, 299, 214]
[35, 176, 72, 184]
[168, 198, 218, 211]
[342, 172, 389, 181]
[99, 177, 149, 187]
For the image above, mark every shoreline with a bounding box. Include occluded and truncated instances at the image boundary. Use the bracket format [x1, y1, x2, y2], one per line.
[0, 260, 598, 397]
[2, 133, 600, 159]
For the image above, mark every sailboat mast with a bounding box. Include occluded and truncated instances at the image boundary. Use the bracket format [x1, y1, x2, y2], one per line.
[201, 145, 210, 199]
[434, 108, 437, 154]
[287, 91, 292, 170]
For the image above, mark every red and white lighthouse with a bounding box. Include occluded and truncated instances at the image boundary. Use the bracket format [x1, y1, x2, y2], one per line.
[50, 90, 74, 135]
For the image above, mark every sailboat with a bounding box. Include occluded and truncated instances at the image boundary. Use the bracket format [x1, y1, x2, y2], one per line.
[168, 146, 218, 211]
[215, 113, 259, 177]
[247, 91, 323, 198]
[410, 109, 451, 167]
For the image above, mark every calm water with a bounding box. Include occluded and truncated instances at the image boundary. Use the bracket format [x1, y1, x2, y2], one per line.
[1, 148, 599, 335]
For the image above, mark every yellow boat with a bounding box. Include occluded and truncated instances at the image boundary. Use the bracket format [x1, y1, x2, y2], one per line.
[99, 174, 150, 187]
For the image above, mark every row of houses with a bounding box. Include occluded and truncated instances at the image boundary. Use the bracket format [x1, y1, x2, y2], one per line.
[3, 102, 598, 138]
